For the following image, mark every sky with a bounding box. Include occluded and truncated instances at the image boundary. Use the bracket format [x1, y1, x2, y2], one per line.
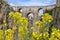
[8, 0, 56, 6]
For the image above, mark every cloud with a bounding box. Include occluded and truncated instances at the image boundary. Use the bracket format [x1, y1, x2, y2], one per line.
[8, 0, 55, 6]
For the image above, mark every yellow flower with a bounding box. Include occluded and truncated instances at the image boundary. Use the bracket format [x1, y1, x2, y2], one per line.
[43, 32, 49, 38]
[31, 27, 34, 30]
[48, 20, 52, 22]
[18, 26, 24, 32]
[15, 12, 22, 17]
[35, 21, 43, 27]
[9, 12, 14, 17]
[42, 13, 53, 22]
[39, 33, 42, 37]
[32, 32, 38, 38]
[5, 29, 14, 40]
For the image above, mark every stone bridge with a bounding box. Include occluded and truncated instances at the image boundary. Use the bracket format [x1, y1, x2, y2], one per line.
[9, 5, 55, 30]
[11, 5, 55, 21]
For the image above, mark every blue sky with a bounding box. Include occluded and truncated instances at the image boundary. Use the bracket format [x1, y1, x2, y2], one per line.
[8, 0, 56, 6]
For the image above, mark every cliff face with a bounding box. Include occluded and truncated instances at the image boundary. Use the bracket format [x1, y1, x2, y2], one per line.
[51, 0, 60, 29]
[52, 7, 60, 29]
[56, 0, 60, 7]
[0, 0, 13, 29]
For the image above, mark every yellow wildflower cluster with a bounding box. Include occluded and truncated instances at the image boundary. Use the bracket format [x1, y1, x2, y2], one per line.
[49, 28, 60, 40]
[18, 26, 28, 40]
[5, 29, 14, 40]
[9, 12, 28, 40]
[37, 32, 49, 40]
[9, 12, 22, 22]
[42, 13, 53, 22]
[31, 31, 49, 40]
[32, 32, 39, 38]
[35, 21, 43, 27]
[35, 13, 53, 30]
[0, 30, 4, 40]
[17, 17, 28, 27]
[9, 12, 28, 26]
